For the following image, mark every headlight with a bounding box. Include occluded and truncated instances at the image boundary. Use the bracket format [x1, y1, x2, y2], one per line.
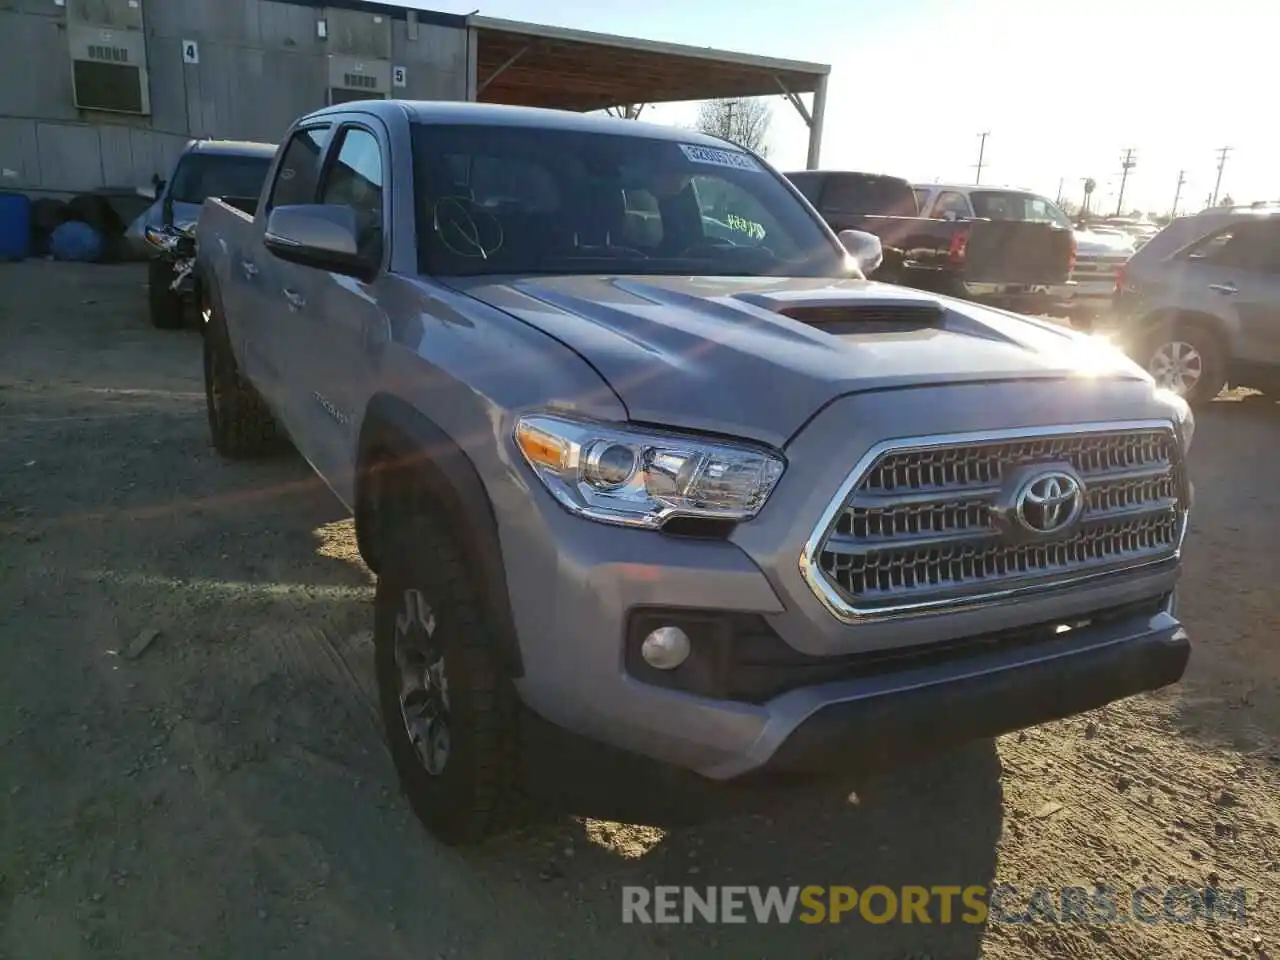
[144, 226, 179, 252]
[514, 414, 785, 529]
[1154, 388, 1194, 454]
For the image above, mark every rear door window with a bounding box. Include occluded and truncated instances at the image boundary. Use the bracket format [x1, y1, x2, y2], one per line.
[266, 126, 332, 211]
[822, 175, 918, 216]
[1185, 220, 1280, 272]
[932, 191, 971, 220]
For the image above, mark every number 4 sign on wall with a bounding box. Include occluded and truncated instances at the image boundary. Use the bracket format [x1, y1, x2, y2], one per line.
[182, 40, 200, 64]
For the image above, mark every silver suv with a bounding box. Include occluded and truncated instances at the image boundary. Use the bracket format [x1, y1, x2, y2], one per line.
[1106, 205, 1280, 405]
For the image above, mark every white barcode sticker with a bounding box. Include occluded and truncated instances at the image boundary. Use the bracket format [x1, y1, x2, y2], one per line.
[678, 143, 762, 173]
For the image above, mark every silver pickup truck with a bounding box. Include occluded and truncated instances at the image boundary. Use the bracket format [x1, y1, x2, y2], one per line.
[196, 100, 1195, 846]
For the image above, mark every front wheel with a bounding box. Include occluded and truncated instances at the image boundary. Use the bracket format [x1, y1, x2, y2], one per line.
[374, 510, 524, 845]
[1143, 325, 1227, 407]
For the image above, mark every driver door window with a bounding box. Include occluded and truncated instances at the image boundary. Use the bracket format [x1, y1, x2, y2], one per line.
[318, 127, 385, 266]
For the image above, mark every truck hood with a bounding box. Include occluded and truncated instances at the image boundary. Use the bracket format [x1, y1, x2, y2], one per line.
[447, 274, 1146, 448]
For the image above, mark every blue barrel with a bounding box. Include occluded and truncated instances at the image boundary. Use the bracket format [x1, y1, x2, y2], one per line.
[0, 191, 32, 262]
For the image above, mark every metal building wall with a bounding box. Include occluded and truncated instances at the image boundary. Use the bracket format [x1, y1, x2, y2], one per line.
[0, 0, 469, 196]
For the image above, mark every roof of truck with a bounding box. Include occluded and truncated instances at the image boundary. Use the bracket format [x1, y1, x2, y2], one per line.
[185, 139, 277, 158]
[301, 100, 740, 148]
[913, 182, 1040, 194]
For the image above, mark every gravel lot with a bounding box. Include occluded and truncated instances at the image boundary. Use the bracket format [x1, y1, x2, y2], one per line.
[1, 261, 1277, 960]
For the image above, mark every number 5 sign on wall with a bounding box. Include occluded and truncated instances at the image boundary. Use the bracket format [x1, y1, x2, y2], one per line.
[393, 65, 407, 88]
[182, 39, 200, 64]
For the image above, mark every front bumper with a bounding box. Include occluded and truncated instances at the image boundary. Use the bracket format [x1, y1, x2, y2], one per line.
[758, 600, 1188, 776]
[502, 383, 1190, 781]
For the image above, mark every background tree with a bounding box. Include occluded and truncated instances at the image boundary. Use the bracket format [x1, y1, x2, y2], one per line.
[694, 97, 773, 156]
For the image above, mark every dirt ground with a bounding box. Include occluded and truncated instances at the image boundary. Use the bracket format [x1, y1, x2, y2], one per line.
[0, 261, 1277, 960]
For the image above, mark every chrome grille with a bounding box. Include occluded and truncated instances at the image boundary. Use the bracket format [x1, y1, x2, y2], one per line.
[808, 425, 1187, 618]
[1070, 255, 1126, 281]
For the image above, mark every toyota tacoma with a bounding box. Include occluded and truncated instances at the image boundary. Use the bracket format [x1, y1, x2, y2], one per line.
[196, 101, 1194, 845]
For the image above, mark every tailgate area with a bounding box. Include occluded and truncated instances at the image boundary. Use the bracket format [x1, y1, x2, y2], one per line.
[961, 220, 1074, 285]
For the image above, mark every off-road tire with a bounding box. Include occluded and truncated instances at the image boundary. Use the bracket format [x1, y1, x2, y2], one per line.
[374, 506, 524, 845]
[203, 310, 280, 459]
[148, 259, 184, 330]
[1144, 321, 1227, 408]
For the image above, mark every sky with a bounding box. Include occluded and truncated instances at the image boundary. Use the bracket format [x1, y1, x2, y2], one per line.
[401, 0, 1276, 216]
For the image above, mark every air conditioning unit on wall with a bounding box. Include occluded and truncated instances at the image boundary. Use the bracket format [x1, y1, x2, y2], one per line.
[68, 0, 145, 32]
[67, 23, 151, 115]
[326, 56, 390, 106]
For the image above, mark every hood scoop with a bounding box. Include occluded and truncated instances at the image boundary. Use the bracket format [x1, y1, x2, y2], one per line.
[775, 301, 946, 334]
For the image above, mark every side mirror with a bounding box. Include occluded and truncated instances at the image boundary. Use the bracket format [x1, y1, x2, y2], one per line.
[263, 204, 370, 278]
[838, 229, 884, 275]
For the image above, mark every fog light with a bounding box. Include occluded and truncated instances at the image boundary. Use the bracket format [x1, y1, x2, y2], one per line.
[640, 626, 691, 670]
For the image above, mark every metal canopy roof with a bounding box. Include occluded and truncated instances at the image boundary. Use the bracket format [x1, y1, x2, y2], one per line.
[470, 16, 830, 113]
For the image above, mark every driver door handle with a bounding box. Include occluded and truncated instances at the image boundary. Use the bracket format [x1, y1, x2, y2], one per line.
[1209, 282, 1238, 295]
[240, 259, 258, 280]
[283, 288, 306, 311]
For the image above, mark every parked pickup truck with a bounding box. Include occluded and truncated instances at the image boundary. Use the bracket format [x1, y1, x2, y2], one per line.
[785, 170, 1076, 313]
[130, 139, 276, 329]
[197, 101, 1194, 846]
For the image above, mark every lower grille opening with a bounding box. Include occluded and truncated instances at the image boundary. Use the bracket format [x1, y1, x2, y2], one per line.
[625, 597, 1167, 705]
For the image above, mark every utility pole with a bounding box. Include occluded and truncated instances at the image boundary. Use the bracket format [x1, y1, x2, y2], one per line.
[1056, 177, 1064, 204]
[1115, 148, 1137, 216]
[975, 131, 990, 184]
[1211, 146, 1232, 206]
[724, 101, 736, 142]
[1171, 169, 1186, 218]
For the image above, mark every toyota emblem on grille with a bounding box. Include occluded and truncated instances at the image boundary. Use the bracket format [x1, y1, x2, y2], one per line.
[1015, 470, 1084, 534]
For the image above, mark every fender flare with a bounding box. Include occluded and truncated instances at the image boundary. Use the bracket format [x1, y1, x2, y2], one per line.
[355, 394, 524, 678]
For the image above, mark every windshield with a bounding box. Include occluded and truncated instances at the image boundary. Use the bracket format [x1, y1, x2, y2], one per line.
[168, 153, 272, 204]
[410, 123, 846, 278]
[969, 190, 1073, 229]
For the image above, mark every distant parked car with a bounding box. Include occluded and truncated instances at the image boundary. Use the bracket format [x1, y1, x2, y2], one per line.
[1059, 227, 1135, 327]
[1101, 204, 1280, 405]
[130, 139, 275, 329]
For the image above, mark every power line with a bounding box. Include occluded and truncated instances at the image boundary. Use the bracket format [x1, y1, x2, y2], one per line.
[1211, 146, 1233, 207]
[1115, 148, 1137, 216]
[974, 131, 990, 184]
[1171, 169, 1186, 218]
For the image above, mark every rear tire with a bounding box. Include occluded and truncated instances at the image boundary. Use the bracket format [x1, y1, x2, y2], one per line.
[1142, 321, 1227, 408]
[374, 506, 524, 845]
[148, 259, 184, 330]
[203, 306, 281, 459]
